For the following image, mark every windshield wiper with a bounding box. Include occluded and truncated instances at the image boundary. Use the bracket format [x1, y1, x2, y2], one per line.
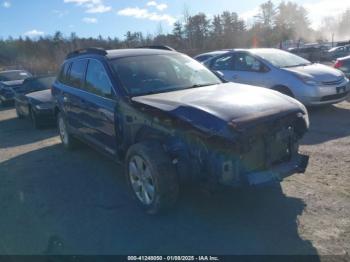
[181, 83, 218, 89]
[282, 63, 312, 68]
[134, 83, 218, 96]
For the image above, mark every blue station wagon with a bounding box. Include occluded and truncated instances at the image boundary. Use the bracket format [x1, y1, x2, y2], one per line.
[52, 47, 309, 214]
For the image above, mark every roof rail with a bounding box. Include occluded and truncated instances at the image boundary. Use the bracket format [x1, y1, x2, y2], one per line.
[66, 47, 107, 59]
[137, 45, 176, 51]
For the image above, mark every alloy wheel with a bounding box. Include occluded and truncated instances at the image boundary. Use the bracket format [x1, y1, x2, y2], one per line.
[58, 116, 68, 145]
[128, 155, 156, 205]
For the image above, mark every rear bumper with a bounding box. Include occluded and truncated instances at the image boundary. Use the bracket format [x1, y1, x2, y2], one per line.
[33, 108, 56, 123]
[245, 153, 309, 186]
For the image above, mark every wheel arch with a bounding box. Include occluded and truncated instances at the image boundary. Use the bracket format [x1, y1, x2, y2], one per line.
[271, 85, 295, 97]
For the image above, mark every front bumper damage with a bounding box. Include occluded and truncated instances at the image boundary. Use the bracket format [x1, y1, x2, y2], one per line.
[202, 116, 310, 187]
[246, 153, 309, 186]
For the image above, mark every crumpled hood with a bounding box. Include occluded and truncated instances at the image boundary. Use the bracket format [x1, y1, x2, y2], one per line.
[283, 63, 343, 82]
[132, 83, 306, 135]
[26, 89, 53, 103]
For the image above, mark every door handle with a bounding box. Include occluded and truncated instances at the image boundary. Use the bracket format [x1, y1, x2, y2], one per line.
[232, 75, 238, 80]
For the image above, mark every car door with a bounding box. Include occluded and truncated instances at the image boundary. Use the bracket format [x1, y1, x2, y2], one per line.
[63, 59, 88, 132]
[79, 59, 117, 155]
[229, 52, 271, 87]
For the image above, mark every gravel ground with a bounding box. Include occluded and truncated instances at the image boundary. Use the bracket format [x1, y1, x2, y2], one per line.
[0, 101, 349, 256]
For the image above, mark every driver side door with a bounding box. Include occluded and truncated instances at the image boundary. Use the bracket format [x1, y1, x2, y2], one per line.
[229, 52, 271, 87]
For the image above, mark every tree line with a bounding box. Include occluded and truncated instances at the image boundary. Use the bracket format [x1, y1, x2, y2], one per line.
[0, 0, 349, 75]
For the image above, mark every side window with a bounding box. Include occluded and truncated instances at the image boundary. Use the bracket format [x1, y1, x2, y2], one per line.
[58, 62, 71, 85]
[85, 59, 112, 98]
[234, 53, 264, 72]
[68, 59, 88, 88]
[211, 54, 234, 71]
[197, 55, 210, 62]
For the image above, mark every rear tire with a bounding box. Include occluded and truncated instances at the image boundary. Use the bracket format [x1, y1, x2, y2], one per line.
[57, 112, 79, 150]
[126, 141, 179, 214]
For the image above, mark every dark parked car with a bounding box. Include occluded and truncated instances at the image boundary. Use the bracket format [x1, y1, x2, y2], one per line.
[327, 45, 350, 61]
[14, 76, 56, 128]
[289, 46, 330, 62]
[0, 70, 32, 106]
[334, 56, 350, 79]
[52, 47, 309, 214]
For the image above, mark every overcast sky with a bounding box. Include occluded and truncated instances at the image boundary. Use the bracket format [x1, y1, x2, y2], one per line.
[0, 0, 349, 39]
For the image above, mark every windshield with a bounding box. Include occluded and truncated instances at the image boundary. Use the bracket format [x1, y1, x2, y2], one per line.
[329, 47, 338, 52]
[253, 49, 311, 68]
[0, 70, 31, 81]
[109, 53, 221, 96]
[16, 76, 55, 94]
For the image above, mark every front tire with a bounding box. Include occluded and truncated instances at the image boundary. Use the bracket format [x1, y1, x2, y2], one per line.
[126, 142, 179, 214]
[57, 112, 79, 150]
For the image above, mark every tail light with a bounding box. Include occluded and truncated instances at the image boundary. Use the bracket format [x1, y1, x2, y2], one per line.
[334, 60, 344, 69]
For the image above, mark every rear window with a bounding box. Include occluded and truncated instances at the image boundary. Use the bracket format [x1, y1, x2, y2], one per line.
[0, 70, 31, 81]
[195, 55, 211, 62]
[27, 76, 55, 91]
[15, 76, 55, 94]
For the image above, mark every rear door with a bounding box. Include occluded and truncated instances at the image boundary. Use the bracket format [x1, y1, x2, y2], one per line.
[79, 59, 117, 154]
[64, 59, 88, 132]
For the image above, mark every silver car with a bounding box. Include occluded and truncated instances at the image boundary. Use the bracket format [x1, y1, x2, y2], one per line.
[204, 48, 350, 106]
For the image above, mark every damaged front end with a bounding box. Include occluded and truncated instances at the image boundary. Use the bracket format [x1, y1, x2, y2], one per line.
[131, 83, 310, 187]
[198, 111, 309, 187]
